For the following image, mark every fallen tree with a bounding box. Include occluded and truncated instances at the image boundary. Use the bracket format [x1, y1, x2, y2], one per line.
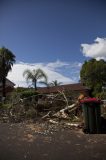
[41, 90, 80, 120]
[0, 90, 82, 123]
[52, 103, 78, 118]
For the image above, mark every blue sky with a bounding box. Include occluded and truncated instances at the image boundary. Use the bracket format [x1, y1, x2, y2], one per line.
[0, 0, 106, 87]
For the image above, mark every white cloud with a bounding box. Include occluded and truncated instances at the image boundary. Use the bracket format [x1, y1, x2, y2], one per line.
[7, 60, 76, 87]
[81, 37, 106, 60]
[46, 60, 69, 70]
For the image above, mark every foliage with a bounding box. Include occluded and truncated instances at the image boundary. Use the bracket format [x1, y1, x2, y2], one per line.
[96, 91, 106, 99]
[23, 68, 48, 90]
[80, 59, 106, 96]
[0, 47, 16, 97]
[49, 80, 62, 86]
[0, 103, 11, 109]
[0, 86, 83, 122]
[19, 90, 38, 99]
[0, 47, 16, 76]
[15, 87, 34, 93]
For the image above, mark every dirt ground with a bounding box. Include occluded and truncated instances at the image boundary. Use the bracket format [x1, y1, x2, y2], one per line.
[0, 122, 106, 160]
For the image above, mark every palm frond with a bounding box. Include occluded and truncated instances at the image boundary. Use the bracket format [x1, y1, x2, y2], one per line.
[36, 68, 48, 82]
[23, 68, 48, 89]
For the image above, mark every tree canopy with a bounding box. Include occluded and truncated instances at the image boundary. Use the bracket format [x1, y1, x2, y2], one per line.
[49, 80, 62, 87]
[0, 47, 16, 97]
[80, 58, 106, 96]
[0, 47, 16, 76]
[23, 68, 48, 90]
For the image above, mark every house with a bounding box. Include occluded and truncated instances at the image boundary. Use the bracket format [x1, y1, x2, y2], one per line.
[0, 78, 15, 96]
[37, 83, 90, 97]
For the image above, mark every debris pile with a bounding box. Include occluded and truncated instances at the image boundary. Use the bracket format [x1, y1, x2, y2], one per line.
[0, 91, 83, 128]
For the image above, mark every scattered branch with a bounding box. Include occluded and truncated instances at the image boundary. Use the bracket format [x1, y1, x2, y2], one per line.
[42, 111, 51, 119]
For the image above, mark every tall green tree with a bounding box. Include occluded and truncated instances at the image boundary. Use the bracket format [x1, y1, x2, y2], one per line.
[49, 80, 62, 87]
[0, 47, 16, 97]
[23, 68, 48, 90]
[80, 58, 106, 96]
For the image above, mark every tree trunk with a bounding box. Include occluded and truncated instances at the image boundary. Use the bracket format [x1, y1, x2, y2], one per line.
[34, 80, 37, 90]
[2, 54, 6, 97]
[2, 76, 6, 97]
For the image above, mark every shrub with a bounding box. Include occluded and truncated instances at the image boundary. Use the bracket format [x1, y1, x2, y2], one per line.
[0, 103, 11, 109]
[96, 92, 106, 99]
[15, 87, 34, 93]
[26, 108, 37, 119]
[20, 90, 38, 99]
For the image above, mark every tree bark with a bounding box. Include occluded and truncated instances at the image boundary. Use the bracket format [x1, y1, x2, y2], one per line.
[34, 80, 37, 90]
[2, 54, 6, 97]
[2, 76, 6, 97]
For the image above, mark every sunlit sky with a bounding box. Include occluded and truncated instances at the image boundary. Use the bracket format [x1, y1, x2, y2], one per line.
[0, 0, 106, 87]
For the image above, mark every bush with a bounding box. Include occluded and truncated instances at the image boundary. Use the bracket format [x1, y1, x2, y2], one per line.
[26, 108, 37, 119]
[96, 92, 106, 99]
[15, 87, 34, 93]
[0, 103, 11, 109]
[20, 90, 38, 99]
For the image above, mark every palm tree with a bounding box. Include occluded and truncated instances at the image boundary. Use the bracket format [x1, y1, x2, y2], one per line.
[23, 68, 48, 90]
[49, 80, 62, 87]
[0, 47, 16, 97]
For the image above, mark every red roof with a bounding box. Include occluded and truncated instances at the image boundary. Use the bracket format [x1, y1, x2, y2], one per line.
[37, 83, 90, 94]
